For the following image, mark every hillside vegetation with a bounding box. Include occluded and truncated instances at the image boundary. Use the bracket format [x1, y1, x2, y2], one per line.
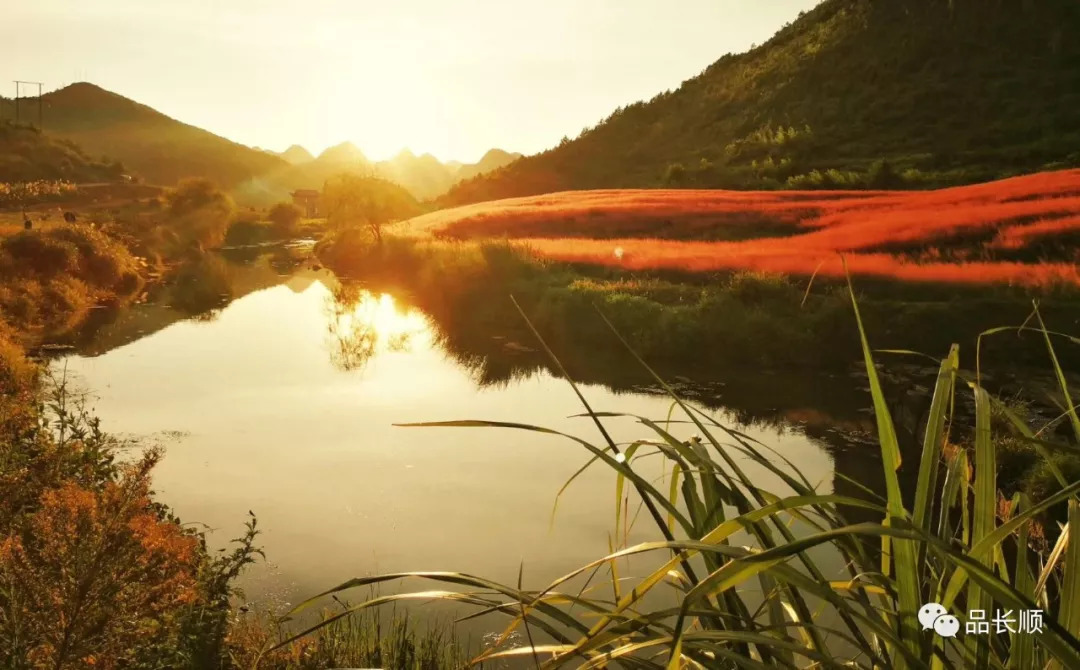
[0, 83, 288, 190]
[406, 169, 1080, 288]
[0, 122, 124, 183]
[1, 85, 520, 202]
[443, 0, 1080, 204]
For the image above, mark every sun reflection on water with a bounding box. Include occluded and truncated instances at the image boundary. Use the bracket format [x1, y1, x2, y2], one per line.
[325, 287, 430, 371]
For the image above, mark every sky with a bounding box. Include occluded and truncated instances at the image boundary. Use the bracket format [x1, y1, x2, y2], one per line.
[3, 0, 820, 162]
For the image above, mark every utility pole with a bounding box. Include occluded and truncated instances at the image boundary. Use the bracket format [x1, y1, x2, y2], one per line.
[13, 80, 44, 127]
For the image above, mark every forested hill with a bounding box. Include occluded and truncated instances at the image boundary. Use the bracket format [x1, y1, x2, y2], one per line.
[0, 122, 124, 183]
[0, 83, 288, 189]
[442, 0, 1080, 205]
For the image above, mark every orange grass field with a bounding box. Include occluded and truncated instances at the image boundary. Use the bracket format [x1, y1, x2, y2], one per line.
[404, 169, 1080, 287]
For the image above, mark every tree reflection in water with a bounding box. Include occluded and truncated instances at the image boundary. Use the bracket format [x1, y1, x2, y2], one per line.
[324, 283, 428, 372]
[167, 256, 234, 322]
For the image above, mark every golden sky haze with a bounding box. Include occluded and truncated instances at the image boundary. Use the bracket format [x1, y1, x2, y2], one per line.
[4, 0, 819, 162]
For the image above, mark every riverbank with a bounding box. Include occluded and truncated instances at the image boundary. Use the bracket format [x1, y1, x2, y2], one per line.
[316, 230, 1080, 522]
[0, 185, 482, 667]
[316, 229, 1080, 373]
[0, 277, 473, 668]
[0, 178, 330, 350]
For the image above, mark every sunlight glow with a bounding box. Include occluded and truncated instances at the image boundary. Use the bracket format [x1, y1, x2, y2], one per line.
[326, 290, 432, 372]
[4, 0, 820, 159]
[342, 293, 428, 347]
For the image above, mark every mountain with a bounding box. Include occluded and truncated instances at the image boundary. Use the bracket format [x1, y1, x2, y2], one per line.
[0, 83, 288, 190]
[0, 121, 124, 183]
[442, 0, 1080, 205]
[453, 149, 523, 183]
[373, 148, 521, 199]
[376, 150, 456, 201]
[279, 145, 315, 164]
[246, 142, 374, 201]
[275, 144, 522, 201]
[317, 142, 370, 166]
[2, 80, 518, 203]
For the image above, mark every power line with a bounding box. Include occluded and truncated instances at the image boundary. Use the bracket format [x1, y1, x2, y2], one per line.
[13, 80, 44, 127]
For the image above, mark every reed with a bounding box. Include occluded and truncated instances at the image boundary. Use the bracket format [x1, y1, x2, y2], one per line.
[279, 280, 1080, 668]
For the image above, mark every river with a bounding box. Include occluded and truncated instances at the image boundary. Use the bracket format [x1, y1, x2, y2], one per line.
[46, 249, 889, 648]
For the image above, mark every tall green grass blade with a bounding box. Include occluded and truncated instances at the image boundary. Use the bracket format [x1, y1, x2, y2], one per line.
[668, 463, 681, 535]
[592, 308, 836, 661]
[937, 448, 966, 542]
[966, 384, 996, 669]
[1036, 523, 1069, 603]
[615, 441, 643, 548]
[913, 345, 958, 533]
[397, 419, 692, 532]
[552, 451, 604, 531]
[1054, 499, 1080, 670]
[940, 478, 1080, 622]
[1034, 309, 1080, 443]
[517, 562, 543, 670]
[510, 295, 708, 593]
[844, 265, 921, 665]
[1010, 494, 1035, 670]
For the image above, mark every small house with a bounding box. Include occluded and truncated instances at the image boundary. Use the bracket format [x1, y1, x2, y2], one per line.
[291, 189, 322, 217]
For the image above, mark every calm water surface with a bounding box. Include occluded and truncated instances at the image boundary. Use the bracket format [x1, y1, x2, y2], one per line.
[51, 254, 881, 639]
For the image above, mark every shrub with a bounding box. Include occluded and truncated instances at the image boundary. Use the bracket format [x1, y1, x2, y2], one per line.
[0, 363, 263, 670]
[39, 276, 91, 327]
[46, 225, 140, 290]
[663, 162, 688, 185]
[0, 462, 200, 668]
[0, 321, 35, 433]
[1022, 453, 1080, 523]
[786, 168, 864, 189]
[0, 180, 77, 206]
[165, 178, 236, 250]
[0, 281, 43, 328]
[725, 270, 799, 304]
[867, 158, 902, 188]
[0, 232, 79, 277]
[268, 202, 303, 238]
[224, 219, 272, 246]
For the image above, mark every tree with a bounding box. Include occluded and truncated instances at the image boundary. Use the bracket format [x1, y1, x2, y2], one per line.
[164, 178, 235, 250]
[868, 158, 902, 189]
[663, 162, 687, 186]
[267, 202, 302, 238]
[322, 173, 420, 243]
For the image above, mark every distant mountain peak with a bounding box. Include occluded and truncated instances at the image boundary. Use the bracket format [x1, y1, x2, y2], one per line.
[44, 82, 147, 115]
[479, 148, 520, 161]
[317, 141, 368, 164]
[280, 144, 314, 165]
[58, 81, 105, 93]
[16, 81, 287, 192]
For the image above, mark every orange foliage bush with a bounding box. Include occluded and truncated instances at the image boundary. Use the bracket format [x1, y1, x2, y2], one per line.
[404, 169, 1080, 287]
[0, 332, 262, 668]
[0, 453, 199, 669]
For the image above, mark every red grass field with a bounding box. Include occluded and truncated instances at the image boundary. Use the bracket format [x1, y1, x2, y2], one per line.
[404, 169, 1080, 287]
